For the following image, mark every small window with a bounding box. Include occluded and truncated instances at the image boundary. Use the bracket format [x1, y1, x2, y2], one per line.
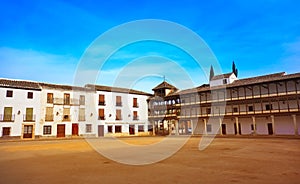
[206, 124, 212, 132]
[266, 104, 273, 110]
[116, 109, 122, 120]
[98, 94, 105, 105]
[248, 106, 254, 112]
[47, 93, 53, 103]
[6, 90, 13, 97]
[138, 125, 144, 132]
[116, 96, 122, 106]
[86, 124, 92, 133]
[43, 126, 52, 135]
[133, 98, 138, 107]
[115, 125, 122, 133]
[64, 93, 70, 105]
[108, 126, 113, 133]
[233, 107, 238, 112]
[206, 108, 211, 114]
[223, 79, 227, 84]
[79, 95, 85, 105]
[27, 92, 33, 99]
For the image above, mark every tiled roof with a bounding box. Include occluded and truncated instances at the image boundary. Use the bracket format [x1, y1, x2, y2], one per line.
[170, 72, 300, 96]
[0, 78, 41, 90]
[152, 81, 177, 90]
[39, 82, 88, 91]
[211, 72, 234, 80]
[85, 84, 153, 96]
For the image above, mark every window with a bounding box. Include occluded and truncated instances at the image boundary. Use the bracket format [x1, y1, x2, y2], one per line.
[133, 98, 138, 107]
[266, 104, 273, 110]
[86, 124, 92, 133]
[3, 107, 13, 121]
[138, 125, 144, 132]
[233, 107, 238, 112]
[108, 125, 113, 133]
[223, 79, 227, 84]
[47, 93, 53, 103]
[45, 107, 53, 121]
[98, 94, 105, 105]
[248, 105, 254, 112]
[63, 108, 70, 121]
[27, 92, 33, 99]
[206, 124, 212, 132]
[2, 127, 11, 136]
[79, 108, 85, 121]
[43, 126, 52, 135]
[6, 90, 13, 97]
[133, 111, 138, 120]
[79, 95, 85, 105]
[25, 108, 34, 122]
[98, 109, 105, 120]
[116, 96, 122, 106]
[116, 109, 122, 120]
[115, 125, 122, 133]
[206, 108, 211, 114]
[64, 93, 70, 105]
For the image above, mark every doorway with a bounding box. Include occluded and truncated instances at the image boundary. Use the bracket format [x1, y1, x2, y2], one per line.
[72, 124, 79, 136]
[129, 125, 135, 135]
[98, 125, 104, 137]
[267, 123, 273, 135]
[2, 127, 11, 137]
[57, 124, 65, 137]
[221, 124, 226, 135]
[23, 125, 33, 138]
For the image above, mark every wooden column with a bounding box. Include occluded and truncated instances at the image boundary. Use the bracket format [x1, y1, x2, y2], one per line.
[292, 115, 298, 136]
[252, 116, 256, 135]
[190, 119, 194, 135]
[219, 117, 223, 135]
[203, 119, 207, 135]
[235, 117, 240, 135]
[271, 115, 275, 135]
[175, 120, 179, 136]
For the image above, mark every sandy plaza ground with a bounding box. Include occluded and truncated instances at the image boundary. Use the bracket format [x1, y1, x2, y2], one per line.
[0, 136, 299, 184]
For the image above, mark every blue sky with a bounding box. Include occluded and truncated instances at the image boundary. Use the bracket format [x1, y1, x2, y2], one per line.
[0, 0, 299, 92]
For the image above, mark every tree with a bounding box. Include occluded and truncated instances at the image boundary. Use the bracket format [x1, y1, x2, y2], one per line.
[209, 65, 214, 80]
[232, 61, 238, 77]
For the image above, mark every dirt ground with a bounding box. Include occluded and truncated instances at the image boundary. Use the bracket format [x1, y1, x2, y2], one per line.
[0, 136, 299, 184]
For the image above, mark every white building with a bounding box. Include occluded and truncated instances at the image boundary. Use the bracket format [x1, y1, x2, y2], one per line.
[39, 83, 96, 138]
[0, 79, 41, 139]
[86, 85, 152, 137]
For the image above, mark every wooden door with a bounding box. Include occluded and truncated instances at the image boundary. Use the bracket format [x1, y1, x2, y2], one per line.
[238, 123, 242, 135]
[72, 124, 79, 136]
[129, 125, 135, 135]
[57, 124, 65, 137]
[4, 107, 12, 121]
[98, 125, 104, 137]
[23, 125, 33, 138]
[267, 123, 273, 135]
[2, 127, 10, 136]
[221, 124, 226, 135]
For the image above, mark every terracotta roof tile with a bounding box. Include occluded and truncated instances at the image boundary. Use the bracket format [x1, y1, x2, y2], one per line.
[85, 84, 152, 96]
[0, 78, 41, 90]
[152, 81, 177, 90]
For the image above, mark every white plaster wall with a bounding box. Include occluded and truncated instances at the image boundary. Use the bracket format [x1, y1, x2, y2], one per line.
[256, 117, 269, 135]
[0, 87, 41, 137]
[274, 116, 294, 135]
[239, 117, 252, 135]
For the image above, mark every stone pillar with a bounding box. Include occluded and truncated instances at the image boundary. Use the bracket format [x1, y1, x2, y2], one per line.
[292, 115, 298, 136]
[175, 120, 179, 136]
[219, 118, 223, 135]
[271, 115, 275, 135]
[203, 119, 207, 135]
[235, 117, 240, 135]
[252, 116, 256, 135]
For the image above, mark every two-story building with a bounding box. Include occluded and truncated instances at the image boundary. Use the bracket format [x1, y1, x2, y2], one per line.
[149, 70, 300, 136]
[0, 79, 41, 139]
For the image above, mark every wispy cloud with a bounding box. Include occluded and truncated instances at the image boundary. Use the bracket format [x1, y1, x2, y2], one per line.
[0, 47, 77, 84]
